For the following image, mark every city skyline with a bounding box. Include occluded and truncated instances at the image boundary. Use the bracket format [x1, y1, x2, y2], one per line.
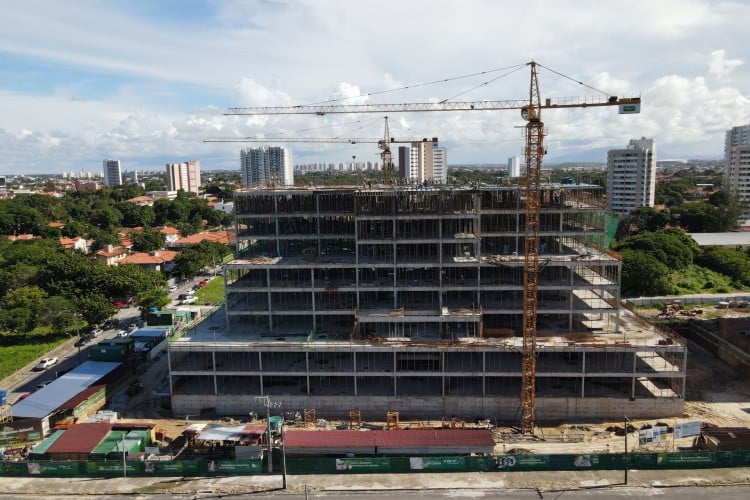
[1, 1, 749, 175]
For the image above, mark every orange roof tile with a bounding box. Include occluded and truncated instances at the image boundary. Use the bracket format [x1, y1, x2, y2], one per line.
[119, 250, 179, 265]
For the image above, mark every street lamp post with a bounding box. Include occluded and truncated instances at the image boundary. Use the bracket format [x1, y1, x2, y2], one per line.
[623, 415, 631, 484]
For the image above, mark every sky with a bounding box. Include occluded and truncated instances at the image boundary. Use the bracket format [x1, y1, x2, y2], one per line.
[1, 0, 749, 175]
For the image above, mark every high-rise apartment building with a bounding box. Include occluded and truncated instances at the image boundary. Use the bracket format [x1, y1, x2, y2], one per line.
[240, 146, 294, 187]
[395, 139, 444, 184]
[606, 138, 656, 215]
[102, 159, 122, 187]
[431, 145, 448, 184]
[508, 156, 521, 178]
[725, 124, 750, 219]
[166, 160, 201, 194]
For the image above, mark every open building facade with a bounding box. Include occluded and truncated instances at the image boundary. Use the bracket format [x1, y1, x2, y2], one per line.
[168, 185, 686, 421]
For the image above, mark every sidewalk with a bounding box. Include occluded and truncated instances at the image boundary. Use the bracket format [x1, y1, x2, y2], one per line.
[1, 467, 750, 496]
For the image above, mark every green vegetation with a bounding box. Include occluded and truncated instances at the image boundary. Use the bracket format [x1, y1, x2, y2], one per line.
[670, 264, 735, 294]
[194, 277, 225, 304]
[0, 334, 68, 380]
[613, 226, 750, 297]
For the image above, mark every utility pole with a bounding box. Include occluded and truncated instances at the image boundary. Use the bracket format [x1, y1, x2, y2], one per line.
[122, 434, 127, 478]
[281, 418, 288, 489]
[255, 396, 281, 475]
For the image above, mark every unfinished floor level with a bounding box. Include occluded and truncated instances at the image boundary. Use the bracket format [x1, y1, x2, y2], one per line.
[168, 185, 686, 421]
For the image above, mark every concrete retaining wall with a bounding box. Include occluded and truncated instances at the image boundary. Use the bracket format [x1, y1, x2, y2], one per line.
[171, 394, 684, 421]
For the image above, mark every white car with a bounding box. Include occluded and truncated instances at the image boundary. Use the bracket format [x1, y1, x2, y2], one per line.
[90, 328, 104, 338]
[181, 296, 198, 305]
[34, 357, 59, 371]
[168, 285, 178, 293]
[115, 330, 129, 338]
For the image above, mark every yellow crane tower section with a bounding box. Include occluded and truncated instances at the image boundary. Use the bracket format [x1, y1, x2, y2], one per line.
[219, 61, 641, 434]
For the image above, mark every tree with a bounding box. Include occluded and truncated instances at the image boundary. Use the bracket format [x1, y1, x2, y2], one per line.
[1, 286, 47, 331]
[136, 288, 170, 316]
[613, 228, 698, 271]
[74, 294, 116, 327]
[130, 228, 166, 252]
[620, 250, 672, 297]
[696, 245, 750, 287]
[38, 295, 83, 333]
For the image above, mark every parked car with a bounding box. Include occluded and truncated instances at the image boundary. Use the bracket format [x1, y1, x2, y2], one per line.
[115, 330, 129, 338]
[199, 280, 208, 287]
[90, 328, 104, 338]
[33, 357, 58, 371]
[168, 285, 178, 293]
[74, 336, 89, 347]
[112, 301, 127, 308]
[128, 324, 139, 333]
[181, 296, 198, 305]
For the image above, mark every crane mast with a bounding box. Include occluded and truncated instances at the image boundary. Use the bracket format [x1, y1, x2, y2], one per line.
[520, 61, 543, 434]
[220, 61, 640, 434]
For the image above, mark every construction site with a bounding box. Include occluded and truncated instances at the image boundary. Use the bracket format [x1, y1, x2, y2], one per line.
[167, 184, 687, 421]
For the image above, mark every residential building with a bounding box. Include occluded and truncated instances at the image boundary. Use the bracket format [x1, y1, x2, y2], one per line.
[119, 250, 179, 272]
[240, 146, 294, 187]
[725, 124, 750, 218]
[102, 159, 122, 187]
[431, 145, 448, 184]
[168, 184, 686, 421]
[606, 137, 656, 215]
[166, 160, 201, 194]
[508, 156, 521, 178]
[94, 244, 129, 266]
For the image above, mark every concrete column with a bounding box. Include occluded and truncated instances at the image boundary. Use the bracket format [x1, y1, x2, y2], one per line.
[267, 269, 273, 331]
[353, 351, 358, 397]
[259, 352, 265, 396]
[630, 351, 637, 400]
[311, 268, 316, 330]
[305, 351, 310, 396]
[581, 351, 586, 398]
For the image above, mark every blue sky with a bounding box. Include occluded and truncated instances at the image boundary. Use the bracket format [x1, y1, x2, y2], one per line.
[1, 0, 749, 174]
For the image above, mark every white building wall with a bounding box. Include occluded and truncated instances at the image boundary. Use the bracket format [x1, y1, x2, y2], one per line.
[606, 137, 656, 215]
[725, 124, 750, 219]
[102, 159, 122, 187]
[508, 156, 521, 178]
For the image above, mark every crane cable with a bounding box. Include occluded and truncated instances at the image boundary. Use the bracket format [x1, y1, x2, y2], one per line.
[303, 63, 529, 106]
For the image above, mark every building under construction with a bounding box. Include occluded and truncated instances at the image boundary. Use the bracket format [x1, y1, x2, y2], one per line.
[168, 184, 686, 421]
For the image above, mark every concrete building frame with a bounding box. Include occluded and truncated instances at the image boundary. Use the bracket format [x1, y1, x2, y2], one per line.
[168, 185, 686, 421]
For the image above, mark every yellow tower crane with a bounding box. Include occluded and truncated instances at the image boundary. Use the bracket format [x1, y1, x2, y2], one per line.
[221, 61, 640, 434]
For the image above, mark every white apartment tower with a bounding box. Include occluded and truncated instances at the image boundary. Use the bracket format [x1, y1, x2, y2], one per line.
[166, 160, 201, 194]
[508, 156, 521, 178]
[398, 138, 444, 184]
[240, 146, 294, 187]
[725, 124, 750, 218]
[431, 145, 448, 184]
[102, 159, 122, 187]
[606, 137, 656, 215]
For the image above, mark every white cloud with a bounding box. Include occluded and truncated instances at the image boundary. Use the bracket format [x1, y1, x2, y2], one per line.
[1, 0, 750, 173]
[709, 49, 743, 79]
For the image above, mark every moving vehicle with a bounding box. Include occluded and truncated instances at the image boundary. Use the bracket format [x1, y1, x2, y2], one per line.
[33, 357, 59, 371]
[115, 330, 129, 338]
